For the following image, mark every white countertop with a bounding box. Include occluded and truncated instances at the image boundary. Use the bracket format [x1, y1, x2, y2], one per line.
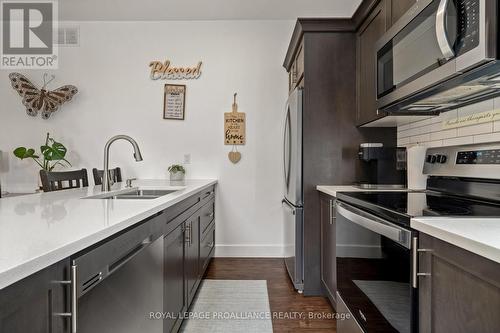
[316, 185, 407, 197]
[0, 179, 217, 290]
[411, 217, 500, 264]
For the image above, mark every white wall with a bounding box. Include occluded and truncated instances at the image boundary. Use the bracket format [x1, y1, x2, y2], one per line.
[0, 20, 294, 257]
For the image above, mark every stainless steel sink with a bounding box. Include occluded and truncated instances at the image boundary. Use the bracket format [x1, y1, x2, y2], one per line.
[84, 188, 181, 200]
[112, 189, 177, 199]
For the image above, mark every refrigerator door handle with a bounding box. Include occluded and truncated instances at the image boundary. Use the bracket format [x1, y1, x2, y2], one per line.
[283, 105, 291, 191]
[282, 199, 296, 215]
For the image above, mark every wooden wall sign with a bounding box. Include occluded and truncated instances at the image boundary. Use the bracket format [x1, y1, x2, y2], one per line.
[163, 84, 186, 120]
[149, 60, 202, 80]
[224, 94, 246, 145]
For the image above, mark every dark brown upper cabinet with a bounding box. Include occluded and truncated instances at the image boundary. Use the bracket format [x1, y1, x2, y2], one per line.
[356, 0, 390, 126]
[288, 40, 304, 93]
[390, 0, 417, 26]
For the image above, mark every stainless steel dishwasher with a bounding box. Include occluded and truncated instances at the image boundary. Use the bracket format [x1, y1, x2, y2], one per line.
[70, 214, 164, 333]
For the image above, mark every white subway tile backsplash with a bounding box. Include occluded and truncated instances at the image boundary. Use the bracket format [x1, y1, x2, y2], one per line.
[425, 140, 444, 148]
[398, 129, 411, 139]
[428, 116, 443, 124]
[430, 128, 457, 141]
[397, 137, 410, 146]
[397, 99, 500, 148]
[406, 127, 425, 136]
[456, 122, 493, 137]
[442, 136, 474, 146]
[494, 121, 500, 132]
[473, 132, 500, 144]
[409, 117, 436, 129]
[457, 99, 494, 117]
[398, 123, 410, 132]
[438, 109, 459, 121]
[429, 122, 443, 133]
[409, 133, 431, 144]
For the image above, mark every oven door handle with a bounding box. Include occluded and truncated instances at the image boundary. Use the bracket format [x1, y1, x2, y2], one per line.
[436, 0, 455, 60]
[336, 202, 411, 249]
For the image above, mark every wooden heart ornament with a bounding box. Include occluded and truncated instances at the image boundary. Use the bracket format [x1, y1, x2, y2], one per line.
[228, 151, 241, 164]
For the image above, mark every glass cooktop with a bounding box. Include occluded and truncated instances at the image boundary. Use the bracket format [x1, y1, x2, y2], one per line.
[336, 191, 500, 226]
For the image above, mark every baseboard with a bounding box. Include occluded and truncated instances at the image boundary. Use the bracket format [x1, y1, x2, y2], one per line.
[214, 244, 285, 258]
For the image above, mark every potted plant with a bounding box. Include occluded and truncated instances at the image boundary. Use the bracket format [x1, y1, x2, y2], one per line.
[13, 133, 71, 189]
[168, 164, 185, 181]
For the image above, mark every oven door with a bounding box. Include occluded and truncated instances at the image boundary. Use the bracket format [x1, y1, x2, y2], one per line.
[335, 201, 417, 333]
[377, 0, 494, 113]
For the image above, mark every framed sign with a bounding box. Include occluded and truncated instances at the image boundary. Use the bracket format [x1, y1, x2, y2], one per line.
[163, 84, 186, 120]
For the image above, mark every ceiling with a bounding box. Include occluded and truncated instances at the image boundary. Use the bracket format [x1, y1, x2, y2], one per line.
[59, 0, 363, 21]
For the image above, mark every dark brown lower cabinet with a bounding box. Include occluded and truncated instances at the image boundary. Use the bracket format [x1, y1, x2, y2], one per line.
[418, 233, 500, 333]
[200, 223, 215, 273]
[164, 196, 214, 333]
[320, 194, 336, 307]
[164, 222, 187, 333]
[0, 259, 70, 333]
[185, 214, 200, 305]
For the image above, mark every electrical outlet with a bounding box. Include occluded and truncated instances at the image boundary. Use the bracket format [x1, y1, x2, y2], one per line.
[183, 154, 191, 164]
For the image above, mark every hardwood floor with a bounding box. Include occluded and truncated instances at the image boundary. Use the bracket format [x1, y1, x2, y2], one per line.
[204, 258, 337, 333]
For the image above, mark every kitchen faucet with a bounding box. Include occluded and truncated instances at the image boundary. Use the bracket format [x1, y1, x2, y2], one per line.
[102, 135, 143, 191]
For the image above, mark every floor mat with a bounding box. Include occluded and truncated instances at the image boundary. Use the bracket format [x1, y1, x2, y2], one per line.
[180, 279, 273, 333]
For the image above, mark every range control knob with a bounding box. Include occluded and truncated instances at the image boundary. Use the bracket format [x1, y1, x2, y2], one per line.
[428, 155, 437, 164]
[426, 155, 434, 163]
[437, 155, 447, 164]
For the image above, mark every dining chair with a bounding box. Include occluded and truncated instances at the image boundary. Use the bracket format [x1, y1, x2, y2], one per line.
[40, 169, 89, 192]
[92, 167, 122, 186]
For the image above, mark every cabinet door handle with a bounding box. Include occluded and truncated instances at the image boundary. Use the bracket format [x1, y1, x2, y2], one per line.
[203, 191, 214, 199]
[71, 265, 77, 333]
[52, 264, 78, 332]
[329, 199, 336, 225]
[207, 212, 214, 218]
[412, 237, 432, 288]
[185, 223, 191, 245]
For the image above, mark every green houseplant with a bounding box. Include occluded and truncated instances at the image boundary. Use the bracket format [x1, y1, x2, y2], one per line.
[13, 133, 71, 171]
[168, 164, 185, 181]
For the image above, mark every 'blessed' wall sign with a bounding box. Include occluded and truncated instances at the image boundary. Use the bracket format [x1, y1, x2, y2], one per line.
[149, 60, 203, 80]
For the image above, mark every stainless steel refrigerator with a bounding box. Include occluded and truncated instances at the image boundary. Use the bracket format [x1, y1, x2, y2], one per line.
[282, 87, 304, 292]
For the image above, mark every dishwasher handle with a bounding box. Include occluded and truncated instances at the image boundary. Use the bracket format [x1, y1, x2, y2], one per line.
[52, 264, 78, 333]
[108, 236, 153, 275]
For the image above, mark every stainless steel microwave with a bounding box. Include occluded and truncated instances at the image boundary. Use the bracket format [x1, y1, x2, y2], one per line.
[376, 0, 500, 115]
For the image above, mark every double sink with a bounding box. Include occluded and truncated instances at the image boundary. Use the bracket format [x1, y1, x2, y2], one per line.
[85, 188, 183, 200]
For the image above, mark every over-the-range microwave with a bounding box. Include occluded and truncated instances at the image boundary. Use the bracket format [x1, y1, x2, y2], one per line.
[376, 0, 500, 115]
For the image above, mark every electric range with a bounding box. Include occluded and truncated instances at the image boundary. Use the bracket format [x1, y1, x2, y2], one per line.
[334, 143, 500, 333]
[337, 190, 500, 228]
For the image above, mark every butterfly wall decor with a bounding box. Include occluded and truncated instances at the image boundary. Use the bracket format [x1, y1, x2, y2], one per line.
[8, 73, 78, 119]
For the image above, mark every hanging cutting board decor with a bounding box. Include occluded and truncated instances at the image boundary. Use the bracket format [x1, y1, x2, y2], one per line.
[225, 93, 245, 164]
[224, 93, 246, 145]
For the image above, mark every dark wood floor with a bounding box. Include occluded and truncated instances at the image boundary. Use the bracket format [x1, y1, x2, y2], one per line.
[204, 258, 337, 332]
